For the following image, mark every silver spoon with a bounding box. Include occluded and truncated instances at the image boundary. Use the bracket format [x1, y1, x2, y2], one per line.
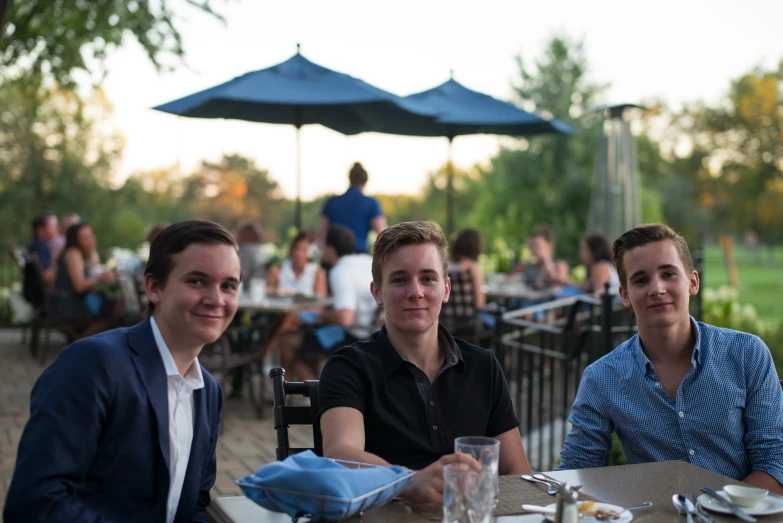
[673, 494, 695, 523]
[520, 474, 559, 494]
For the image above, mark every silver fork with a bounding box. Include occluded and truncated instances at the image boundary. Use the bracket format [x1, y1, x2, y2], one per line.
[533, 473, 583, 494]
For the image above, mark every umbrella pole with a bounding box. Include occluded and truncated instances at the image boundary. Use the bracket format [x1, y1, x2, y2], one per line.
[295, 124, 302, 231]
[446, 136, 455, 235]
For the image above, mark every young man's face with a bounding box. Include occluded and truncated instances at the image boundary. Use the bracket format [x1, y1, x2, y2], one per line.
[618, 239, 699, 330]
[370, 243, 450, 336]
[38, 216, 58, 242]
[146, 243, 241, 349]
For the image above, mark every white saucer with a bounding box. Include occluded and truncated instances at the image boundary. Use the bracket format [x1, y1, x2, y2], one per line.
[697, 491, 783, 516]
[543, 502, 632, 522]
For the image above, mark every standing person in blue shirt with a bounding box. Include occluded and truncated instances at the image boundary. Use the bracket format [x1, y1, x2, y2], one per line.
[26, 211, 59, 286]
[319, 162, 387, 253]
[559, 223, 783, 493]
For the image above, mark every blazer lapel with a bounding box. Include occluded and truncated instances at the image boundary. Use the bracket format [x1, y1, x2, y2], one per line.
[128, 318, 171, 474]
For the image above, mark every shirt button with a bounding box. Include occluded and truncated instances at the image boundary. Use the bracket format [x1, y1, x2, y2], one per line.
[689, 449, 695, 456]
[432, 425, 438, 431]
[417, 378, 424, 384]
[679, 411, 684, 418]
[429, 400, 435, 406]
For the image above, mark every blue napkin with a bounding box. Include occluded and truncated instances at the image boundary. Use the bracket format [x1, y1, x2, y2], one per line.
[297, 310, 319, 324]
[239, 451, 413, 521]
[313, 325, 347, 349]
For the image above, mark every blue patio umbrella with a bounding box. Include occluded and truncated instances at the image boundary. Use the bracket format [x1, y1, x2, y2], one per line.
[397, 76, 576, 233]
[153, 45, 437, 228]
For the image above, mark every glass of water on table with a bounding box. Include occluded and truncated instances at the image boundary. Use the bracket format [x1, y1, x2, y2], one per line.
[454, 436, 500, 509]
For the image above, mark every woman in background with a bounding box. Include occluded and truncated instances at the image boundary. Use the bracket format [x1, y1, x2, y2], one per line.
[264, 232, 327, 357]
[578, 232, 620, 291]
[267, 232, 327, 297]
[51, 223, 121, 339]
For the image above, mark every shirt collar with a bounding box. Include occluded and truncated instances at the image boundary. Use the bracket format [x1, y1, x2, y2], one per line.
[633, 315, 702, 375]
[150, 316, 204, 388]
[376, 324, 463, 377]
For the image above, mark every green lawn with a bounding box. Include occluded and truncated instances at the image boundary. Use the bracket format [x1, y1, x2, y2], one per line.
[702, 245, 783, 322]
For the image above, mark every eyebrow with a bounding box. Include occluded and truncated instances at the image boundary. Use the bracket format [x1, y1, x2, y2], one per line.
[629, 264, 679, 280]
[183, 270, 240, 284]
[388, 268, 439, 277]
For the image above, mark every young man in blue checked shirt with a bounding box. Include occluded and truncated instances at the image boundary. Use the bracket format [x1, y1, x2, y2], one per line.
[558, 223, 783, 494]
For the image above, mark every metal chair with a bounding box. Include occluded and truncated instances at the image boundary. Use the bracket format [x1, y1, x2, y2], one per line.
[270, 367, 322, 461]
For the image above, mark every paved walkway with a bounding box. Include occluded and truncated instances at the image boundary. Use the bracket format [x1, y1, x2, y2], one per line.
[0, 328, 311, 509]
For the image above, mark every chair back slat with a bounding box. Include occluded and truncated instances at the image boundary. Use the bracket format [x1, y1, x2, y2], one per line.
[269, 368, 322, 460]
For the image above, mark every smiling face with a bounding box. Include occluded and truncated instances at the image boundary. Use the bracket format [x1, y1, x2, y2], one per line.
[370, 243, 450, 337]
[618, 239, 699, 331]
[145, 243, 241, 350]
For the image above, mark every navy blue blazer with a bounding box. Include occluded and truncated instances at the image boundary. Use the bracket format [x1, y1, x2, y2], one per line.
[4, 319, 223, 523]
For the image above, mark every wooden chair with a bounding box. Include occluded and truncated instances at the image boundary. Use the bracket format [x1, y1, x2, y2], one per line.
[270, 367, 322, 461]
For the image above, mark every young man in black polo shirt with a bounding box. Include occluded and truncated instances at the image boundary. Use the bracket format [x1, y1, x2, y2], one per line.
[318, 221, 531, 504]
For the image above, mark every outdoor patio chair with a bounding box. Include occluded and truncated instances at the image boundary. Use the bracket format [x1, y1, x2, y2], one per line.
[269, 367, 322, 461]
[439, 268, 494, 345]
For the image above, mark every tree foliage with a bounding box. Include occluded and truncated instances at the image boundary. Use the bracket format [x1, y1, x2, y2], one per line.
[1, 0, 226, 87]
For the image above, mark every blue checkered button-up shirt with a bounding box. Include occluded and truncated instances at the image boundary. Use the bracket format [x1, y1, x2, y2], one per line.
[559, 318, 783, 485]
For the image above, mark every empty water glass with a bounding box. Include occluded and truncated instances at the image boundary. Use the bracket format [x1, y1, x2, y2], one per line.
[443, 463, 492, 523]
[454, 436, 500, 506]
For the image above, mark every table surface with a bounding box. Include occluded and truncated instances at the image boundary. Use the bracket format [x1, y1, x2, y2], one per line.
[208, 460, 780, 523]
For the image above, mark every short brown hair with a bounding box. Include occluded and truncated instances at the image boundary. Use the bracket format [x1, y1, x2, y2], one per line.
[145, 221, 239, 314]
[612, 223, 693, 286]
[371, 221, 448, 284]
[235, 220, 263, 244]
[348, 162, 368, 187]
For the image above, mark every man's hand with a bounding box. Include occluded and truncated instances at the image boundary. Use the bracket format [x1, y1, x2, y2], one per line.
[401, 453, 481, 505]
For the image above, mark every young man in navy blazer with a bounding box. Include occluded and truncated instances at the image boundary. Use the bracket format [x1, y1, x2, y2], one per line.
[4, 220, 241, 523]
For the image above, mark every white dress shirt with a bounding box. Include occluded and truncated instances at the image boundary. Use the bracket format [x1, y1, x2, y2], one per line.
[150, 317, 205, 523]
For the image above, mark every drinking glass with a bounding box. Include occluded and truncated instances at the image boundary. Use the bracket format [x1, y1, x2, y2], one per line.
[443, 463, 492, 523]
[454, 436, 500, 507]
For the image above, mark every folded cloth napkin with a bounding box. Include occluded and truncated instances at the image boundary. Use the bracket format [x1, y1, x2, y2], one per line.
[239, 451, 413, 521]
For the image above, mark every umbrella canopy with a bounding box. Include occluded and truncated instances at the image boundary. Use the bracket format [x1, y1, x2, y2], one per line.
[393, 78, 576, 233]
[153, 47, 437, 228]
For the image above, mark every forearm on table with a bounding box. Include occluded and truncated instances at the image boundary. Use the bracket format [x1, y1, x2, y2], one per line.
[745, 470, 783, 494]
[322, 443, 391, 467]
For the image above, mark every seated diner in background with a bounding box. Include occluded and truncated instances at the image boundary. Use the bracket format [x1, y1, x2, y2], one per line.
[278, 226, 375, 381]
[50, 223, 123, 340]
[510, 225, 569, 291]
[264, 232, 328, 358]
[266, 231, 326, 297]
[558, 223, 783, 494]
[318, 221, 531, 505]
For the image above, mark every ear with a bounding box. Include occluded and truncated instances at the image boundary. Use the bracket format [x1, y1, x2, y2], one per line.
[618, 285, 632, 309]
[144, 273, 163, 307]
[688, 270, 700, 296]
[370, 281, 383, 306]
[442, 276, 451, 304]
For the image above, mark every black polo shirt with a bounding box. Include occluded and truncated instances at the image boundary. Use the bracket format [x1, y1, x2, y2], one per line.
[318, 325, 519, 470]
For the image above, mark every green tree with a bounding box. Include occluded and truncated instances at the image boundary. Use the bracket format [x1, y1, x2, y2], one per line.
[470, 35, 606, 261]
[1, 0, 226, 87]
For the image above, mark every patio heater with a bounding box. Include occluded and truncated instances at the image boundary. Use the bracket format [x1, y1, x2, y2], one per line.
[588, 104, 643, 240]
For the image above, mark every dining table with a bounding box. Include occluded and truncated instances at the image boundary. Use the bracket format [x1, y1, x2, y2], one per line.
[207, 460, 781, 522]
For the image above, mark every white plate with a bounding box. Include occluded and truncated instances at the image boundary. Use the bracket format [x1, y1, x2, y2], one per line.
[542, 502, 632, 522]
[697, 491, 783, 516]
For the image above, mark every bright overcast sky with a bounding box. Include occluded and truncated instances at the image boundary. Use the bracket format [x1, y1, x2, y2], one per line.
[101, 0, 783, 200]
